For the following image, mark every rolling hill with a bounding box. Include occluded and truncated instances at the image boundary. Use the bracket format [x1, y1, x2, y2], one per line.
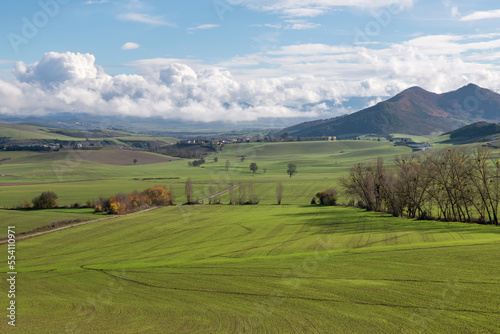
[283, 84, 500, 138]
[440, 121, 500, 144]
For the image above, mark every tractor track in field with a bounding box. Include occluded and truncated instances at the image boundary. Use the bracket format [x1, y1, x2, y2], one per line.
[265, 219, 312, 256]
[80, 266, 500, 315]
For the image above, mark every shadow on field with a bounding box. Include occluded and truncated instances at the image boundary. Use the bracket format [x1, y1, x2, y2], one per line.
[271, 206, 500, 236]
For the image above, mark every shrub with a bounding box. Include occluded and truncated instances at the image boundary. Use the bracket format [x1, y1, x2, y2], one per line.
[93, 185, 173, 215]
[143, 184, 171, 206]
[315, 189, 338, 206]
[32, 191, 58, 209]
[23, 199, 31, 209]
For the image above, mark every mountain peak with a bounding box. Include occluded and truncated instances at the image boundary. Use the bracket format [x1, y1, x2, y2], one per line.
[403, 86, 428, 92]
[283, 84, 500, 138]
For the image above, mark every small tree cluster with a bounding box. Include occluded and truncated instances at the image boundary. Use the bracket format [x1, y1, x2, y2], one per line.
[94, 185, 173, 214]
[315, 189, 338, 206]
[189, 158, 206, 167]
[341, 147, 500, 225]
[250, 162, 259, 173]
[32, 191, 58, 209]
[287, 163, 297, 178]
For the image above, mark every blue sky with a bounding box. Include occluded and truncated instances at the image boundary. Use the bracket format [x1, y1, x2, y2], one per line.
[1, 0, 500, 122]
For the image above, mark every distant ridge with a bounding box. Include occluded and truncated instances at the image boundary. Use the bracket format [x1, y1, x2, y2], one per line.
[283, 84, 500, 138]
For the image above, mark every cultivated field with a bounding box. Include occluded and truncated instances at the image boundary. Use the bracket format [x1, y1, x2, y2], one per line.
[1, 205, 499, 333]
[0, 136, 499, 333]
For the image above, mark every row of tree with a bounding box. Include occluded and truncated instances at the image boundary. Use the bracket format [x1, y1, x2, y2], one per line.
[341, 147, 500, 225]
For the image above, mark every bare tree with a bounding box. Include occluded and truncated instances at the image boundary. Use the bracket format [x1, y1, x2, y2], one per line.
[238, 181, 246, 204]
[342, 146, 500, 225]
[229, 186, 235, 205]
[185, 178, 194, 204]
[208, 185, 215, 204]
[276, 182, 284, 205]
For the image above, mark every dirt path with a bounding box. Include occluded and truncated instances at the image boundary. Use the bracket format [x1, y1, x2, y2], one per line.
[1, 185, 238, 244]
[0, 207, 159, 245]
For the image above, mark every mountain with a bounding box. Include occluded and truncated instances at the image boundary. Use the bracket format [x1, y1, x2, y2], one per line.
[283, 84, 500, 138]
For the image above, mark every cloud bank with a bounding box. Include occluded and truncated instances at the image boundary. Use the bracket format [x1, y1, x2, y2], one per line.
[2, 31, 500, 124]
[0, 52, 352, 122]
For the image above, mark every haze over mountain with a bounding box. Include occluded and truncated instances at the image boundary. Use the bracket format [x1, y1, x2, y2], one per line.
[283, 84, 500, 138]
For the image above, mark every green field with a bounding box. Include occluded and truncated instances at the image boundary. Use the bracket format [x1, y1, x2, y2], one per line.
[1, 205, 499, 333]
[0, 137, 499, 333]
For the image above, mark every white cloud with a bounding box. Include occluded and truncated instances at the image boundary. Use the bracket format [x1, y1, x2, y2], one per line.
[0, 52, 338, 122]
[188, 24, 220, 31]
[14, 52, 100, 84]
[251, 23, 283, 29]
[252, 20, 320, 30]
[284, 20, 321, 30]
[460, 9, 500, 21]
[84, 0, 108, 4]
[3, 34, 500, 124]
[242, 0, 415, 17]
[117, 13, 173, 26]
[122, 42, 140, 50]
[219, 33, 500, 93]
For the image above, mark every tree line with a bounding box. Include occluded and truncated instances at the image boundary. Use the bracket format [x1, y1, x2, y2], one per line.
[341, 147, 500, 225]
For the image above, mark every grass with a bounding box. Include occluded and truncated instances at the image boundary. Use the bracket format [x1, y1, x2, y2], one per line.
[0, 208, 97, 234]
[0, 138, 497, 333]
[1, 205, 498, 333]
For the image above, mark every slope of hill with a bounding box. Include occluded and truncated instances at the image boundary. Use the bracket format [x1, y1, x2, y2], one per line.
[284, 84, 500, 138]
[440, 121, 500, 144]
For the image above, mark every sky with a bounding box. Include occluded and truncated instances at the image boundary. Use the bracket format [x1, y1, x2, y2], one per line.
[1, 0, 500, 124]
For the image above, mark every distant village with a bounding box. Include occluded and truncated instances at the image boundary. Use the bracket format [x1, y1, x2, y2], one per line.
[1, 132, 438, 154]
[181, 135, 337, 146]
[391, 137, 434, 152]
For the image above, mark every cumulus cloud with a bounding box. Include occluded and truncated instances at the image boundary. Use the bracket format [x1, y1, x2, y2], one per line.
[220, 33, 500, 94]
[3, 34, 500, 124]
[14, 52, 100, 84]
[122, 42, 140, 50]
[0, 52, 343, 122]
